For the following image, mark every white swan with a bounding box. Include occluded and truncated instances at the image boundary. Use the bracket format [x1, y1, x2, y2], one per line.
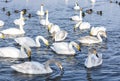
[0, 24, 25, 37]
[73, 9, 91, 30]
[71, 8, 82, 21]
[36, 4, 45, 16]
[85, 48, 102, 68]
[74, 1, 80, 10]
[78, 31, 107, 44]
[53, 30, 68, 42]
[0, 20, 4, 27]
[0, 45, 31, 58]
[74, 21, 91, 30]
[14, 11, 25, 26]
[40, 10, 50, 26]
[90, 26, 106, 36]
[51, 41, 80, 55]
[47, 23, 61, 34]
[14, 35, 49, 47]
[11, 59, 63, 74]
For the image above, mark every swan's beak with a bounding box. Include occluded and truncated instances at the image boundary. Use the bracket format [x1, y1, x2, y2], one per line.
[104, 32, 107, 38]
[47, 24, 51, 31]
[45, 41, 49, 46]
[89, 31, 92, 36]
[58, 63, 63, 71]
[27, 50, 31, 59]
[0, 33, 5, 39]
[77, 45, 81, 51]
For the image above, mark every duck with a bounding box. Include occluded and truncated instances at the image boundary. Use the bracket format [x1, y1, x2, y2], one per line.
[90, 26, 106, 36]
[71, 8, 82, 21]
[2, 7, 6, 11]
[40, 10, 50, 26]
[0, 45, 31, 58]
[0, 20, 4, 27]
[14, 11, 25, 26]
[86, 9, 93, 14]
[11, 59, 63, 74]
[78, 31, 107, 44]
[14, 35, 49, 47]
[0, 24, 25, 37]
[53, 30, 68, 42]
[50, 41, 80, 55]
[85, 48, 102, 68]
[36, 4, 45, 16]
[0, 25, 25, 37]
[6, 11, 11, 16]
[96, 11, 102, 16]
[74, 1, 80, 11]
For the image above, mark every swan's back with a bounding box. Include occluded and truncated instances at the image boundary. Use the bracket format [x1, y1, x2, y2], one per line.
[78, 36, 100, 44]
[79, 22, 91, 30]
[11, 61, 53, 74]
[55, 30, 68, 41]
[15, 37, 36, 46]
[0, 47, 28, 58]
[49, 25, 60, 34]
[51, 42, 75, 54]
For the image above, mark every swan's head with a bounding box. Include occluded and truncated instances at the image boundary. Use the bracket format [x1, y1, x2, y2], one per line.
[45, 10, 48, 14]
[20, 11, 24, 15]
[0, 33, 5, 39]
[44, 39, 49, 46]
[22, 44, 31, 59]
[47, 23, 53, 31]
[71, 41, 81, 51]
[75, 1, 79, 6]
[98, 31, 107, 38]
[80, 8, 83, 11]
[42, 37, 49, 46]
[45, 59, 63, 72]
[92, 48, 97, 55]
[41, 4, 44, 6]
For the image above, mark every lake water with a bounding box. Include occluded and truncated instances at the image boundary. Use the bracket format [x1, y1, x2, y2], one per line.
[0, 0, 120, 81]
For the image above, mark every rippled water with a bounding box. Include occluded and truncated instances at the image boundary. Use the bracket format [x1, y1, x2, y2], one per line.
[0, 0, 120, 81]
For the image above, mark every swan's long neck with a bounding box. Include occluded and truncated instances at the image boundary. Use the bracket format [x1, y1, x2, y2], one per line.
[19, 25, 25, 33]
[35, 36, 47, 47]
[45, 12, 49, 25]
[40, 5, 43, 12]
[20, 12, 24, 20]
[79, 10, 82, 21]
[97, 33, 102, 42]
[21, 46, 26, 54]
[44, 59, 63, 71]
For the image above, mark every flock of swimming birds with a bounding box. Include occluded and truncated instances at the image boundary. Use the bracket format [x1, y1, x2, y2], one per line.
[0, 0, 117, 75]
